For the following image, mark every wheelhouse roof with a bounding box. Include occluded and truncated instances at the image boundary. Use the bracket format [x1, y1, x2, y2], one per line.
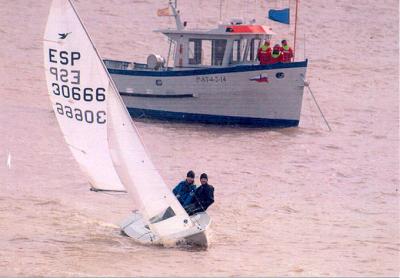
[156, 24, 275, 38]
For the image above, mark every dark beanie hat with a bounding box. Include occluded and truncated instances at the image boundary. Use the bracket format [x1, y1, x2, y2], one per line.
[186, 170, 195, 178]
[200, 173, 208, 180]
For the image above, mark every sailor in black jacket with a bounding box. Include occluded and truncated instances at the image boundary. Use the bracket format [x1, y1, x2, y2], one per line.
[184, 173, 214, 215]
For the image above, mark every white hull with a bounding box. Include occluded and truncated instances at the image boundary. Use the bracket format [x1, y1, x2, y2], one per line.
[120, 211, 211, 248]
[106, 61, 308, 127]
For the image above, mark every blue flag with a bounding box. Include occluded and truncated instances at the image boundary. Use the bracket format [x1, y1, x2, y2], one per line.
[268, 8, 290, 24]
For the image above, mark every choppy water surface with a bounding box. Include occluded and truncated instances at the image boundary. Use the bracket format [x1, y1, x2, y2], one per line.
[0, 0, 398, 276]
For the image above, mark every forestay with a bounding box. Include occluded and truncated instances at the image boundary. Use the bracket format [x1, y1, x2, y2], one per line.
[43, 0, 195, 243]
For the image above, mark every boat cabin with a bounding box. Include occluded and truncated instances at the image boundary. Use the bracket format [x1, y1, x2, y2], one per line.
[104, 3, 275, 71]
[158, 20, 274, 69]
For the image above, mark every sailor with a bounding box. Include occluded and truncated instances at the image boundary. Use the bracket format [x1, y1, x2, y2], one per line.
[173, 170, 196, 207]
[184, 173, 214, 215]
[257, 40, 271, 65]
[280, 39, 294, 63]
[266, 44, 284, 64]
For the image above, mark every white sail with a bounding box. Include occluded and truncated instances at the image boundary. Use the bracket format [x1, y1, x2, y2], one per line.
[43, 0, 195, 243]
[106, 82, 194, 241]
[43, 0, 124, 191]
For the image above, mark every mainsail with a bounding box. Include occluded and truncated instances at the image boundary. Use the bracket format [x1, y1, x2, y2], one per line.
[43, 0, 124, 191]
[43, 0, 194, 242]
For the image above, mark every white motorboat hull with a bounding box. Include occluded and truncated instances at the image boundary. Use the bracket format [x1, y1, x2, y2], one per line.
[106, 61, 308, 127]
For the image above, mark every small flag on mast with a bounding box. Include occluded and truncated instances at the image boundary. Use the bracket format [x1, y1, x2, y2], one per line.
[157, 7, 170, 16]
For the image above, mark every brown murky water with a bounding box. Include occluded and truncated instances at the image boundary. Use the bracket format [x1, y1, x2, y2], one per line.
[0, 0, 399, 276]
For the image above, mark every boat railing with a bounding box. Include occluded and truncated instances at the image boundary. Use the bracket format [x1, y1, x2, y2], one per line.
[104, 59, 178, 72]
[104, 59, 150, 71]
[104, 58, 299, 72]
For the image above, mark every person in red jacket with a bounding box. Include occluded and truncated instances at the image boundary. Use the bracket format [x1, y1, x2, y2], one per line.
[257, 40, 271, 65]
[280, 39, 294, 63]
[266, 44, 283, 64]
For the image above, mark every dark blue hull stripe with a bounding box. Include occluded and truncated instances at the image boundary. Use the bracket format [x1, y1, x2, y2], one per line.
[108, 60, 308, 77]
[127, 107, 299, 127]
[120, 92, 194, 98]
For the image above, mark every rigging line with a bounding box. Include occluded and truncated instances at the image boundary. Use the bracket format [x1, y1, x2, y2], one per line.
[94, 191, 127, 196]
[189, 190, 207, 217]
[305, 84, 332, 132]
[66, 143, 86, 154]
[166, 38, 172, 69]
[219, 0, 222, 22]
[306, 88, 316, 126]
[90, 187, 127, 193]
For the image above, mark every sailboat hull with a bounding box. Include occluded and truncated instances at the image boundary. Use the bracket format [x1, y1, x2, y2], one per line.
[120, 211, 211, 248]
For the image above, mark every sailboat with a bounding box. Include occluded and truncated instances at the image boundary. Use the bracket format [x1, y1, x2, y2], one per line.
[43, 0, 211, 247]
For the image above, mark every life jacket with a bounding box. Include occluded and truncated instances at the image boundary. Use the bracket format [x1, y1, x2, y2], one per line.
[257, 44, 271, 65]
[267, 50, 283, 64]
[271, 52, 280, 58]
[281, 45, 293, 62]
[260, 44, 271, 53]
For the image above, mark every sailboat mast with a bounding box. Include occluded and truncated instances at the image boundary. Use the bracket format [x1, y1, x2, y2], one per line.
[293, 0, 299, 61]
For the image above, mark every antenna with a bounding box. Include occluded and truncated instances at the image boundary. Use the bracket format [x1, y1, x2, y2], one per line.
[219, 0, 222, 22]
[293, 0, 299, 61]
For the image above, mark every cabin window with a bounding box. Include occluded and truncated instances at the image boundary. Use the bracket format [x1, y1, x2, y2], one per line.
[202, 40, 213, 66]
[249, 38, 261, 61]
[212, 39, 227, 66]
[189, 39, 202, 65]
[188, 39, 227, 66]
[230, 39, 246, 64]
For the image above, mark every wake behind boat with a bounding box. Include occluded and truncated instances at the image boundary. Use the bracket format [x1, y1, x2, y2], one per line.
[105, 1, 308, 127]
[43, 0, 211, 248]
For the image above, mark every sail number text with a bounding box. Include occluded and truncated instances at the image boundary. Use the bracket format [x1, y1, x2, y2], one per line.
[55, 102, 106, 124]
[48, 49, 107, 124]
[51, 83, 105, 102]
[49, 49, 81, 66]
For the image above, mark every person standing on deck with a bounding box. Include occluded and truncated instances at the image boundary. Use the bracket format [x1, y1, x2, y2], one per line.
[280, 39, 294, 63]
[173, 170, 196, 207]
[266, 44, 284, 64]
[257, 40, 271, 65]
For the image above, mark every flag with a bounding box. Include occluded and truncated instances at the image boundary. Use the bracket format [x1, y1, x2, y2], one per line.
[268, 8, 290, 24]
[157, 7, 170, 16]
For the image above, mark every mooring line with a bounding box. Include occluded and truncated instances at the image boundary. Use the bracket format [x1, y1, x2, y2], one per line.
[304, 81, 332, 131]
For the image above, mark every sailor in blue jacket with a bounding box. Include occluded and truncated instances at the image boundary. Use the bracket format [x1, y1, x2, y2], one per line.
[172, 170, 196, 207]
